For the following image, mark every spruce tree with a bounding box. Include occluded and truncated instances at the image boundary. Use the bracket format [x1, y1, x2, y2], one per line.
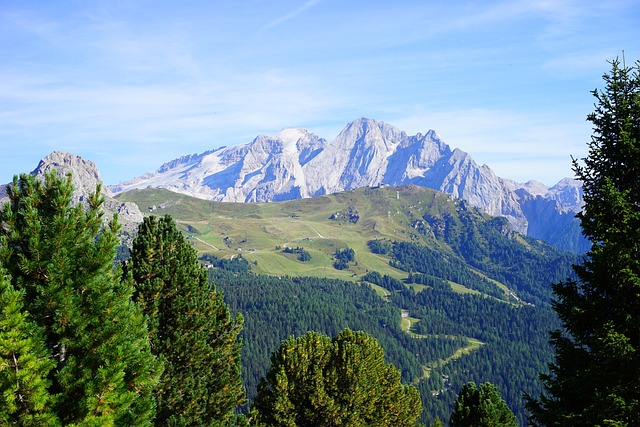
[252, 328, 422, 427]
[0, 269, 59, 426]
[129, 215, 245, 426]
[0, 172, 162, 426]
[450, 382, 517, 427]
[527, 58, 640, 426]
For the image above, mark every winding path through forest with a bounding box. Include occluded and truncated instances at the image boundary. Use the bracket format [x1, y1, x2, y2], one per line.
[400, 310, 485, 384]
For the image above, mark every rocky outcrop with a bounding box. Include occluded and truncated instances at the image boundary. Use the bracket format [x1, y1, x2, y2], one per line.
[31, 151, 111, 203]
[2, 152, 143, 239]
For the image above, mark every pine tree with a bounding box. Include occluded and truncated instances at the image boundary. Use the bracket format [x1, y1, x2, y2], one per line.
[450, 382, 517, 427]
[527, 58, 640, 426]
[0, 172, 162, 426]
[0, 269, 60, 426]
[129, 215, 245, 426]
[252, 328, 422, 427]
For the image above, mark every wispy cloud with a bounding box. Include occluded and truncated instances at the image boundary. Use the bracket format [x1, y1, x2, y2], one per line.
[0, 61, 350, 183]
[260, 0, 321, 33]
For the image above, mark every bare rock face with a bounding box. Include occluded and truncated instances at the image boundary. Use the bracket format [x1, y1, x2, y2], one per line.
[32, 151, 113, 203]
[2, 152, 143, 239]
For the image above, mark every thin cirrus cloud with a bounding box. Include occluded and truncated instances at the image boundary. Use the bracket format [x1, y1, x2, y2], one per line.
[260, 0, 322, 33]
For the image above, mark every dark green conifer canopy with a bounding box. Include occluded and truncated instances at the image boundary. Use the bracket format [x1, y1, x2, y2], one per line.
[527, 57, 640, 426]
[130, 214, 245, 426]
[450, 382, 517, 427]
[252, 328, 423, 427]
[0, 172, 162, 426]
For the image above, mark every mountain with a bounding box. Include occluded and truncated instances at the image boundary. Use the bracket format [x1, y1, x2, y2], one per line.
[109, 117, 584, 253]
[117, 183, 577, 306]
[1, 151, 143, 239]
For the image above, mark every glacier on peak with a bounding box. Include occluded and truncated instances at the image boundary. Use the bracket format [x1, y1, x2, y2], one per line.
[276, 128, 309, 153]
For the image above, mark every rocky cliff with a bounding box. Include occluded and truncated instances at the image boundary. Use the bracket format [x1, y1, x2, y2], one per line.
[1, 152, 143, 239]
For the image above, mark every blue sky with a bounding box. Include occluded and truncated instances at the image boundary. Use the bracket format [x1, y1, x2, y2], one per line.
[1, 1, 638, 186]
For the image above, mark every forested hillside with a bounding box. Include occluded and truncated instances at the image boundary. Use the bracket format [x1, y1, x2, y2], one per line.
[118, 184, 579, 425]
[208, 262, 560, 425]
[117, 184, 578, 299]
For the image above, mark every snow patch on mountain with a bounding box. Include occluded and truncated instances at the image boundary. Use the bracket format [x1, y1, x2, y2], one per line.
[277, 128, 307, 153]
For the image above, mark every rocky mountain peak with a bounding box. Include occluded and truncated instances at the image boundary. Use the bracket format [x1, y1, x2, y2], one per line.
[33, 151, 113, 203]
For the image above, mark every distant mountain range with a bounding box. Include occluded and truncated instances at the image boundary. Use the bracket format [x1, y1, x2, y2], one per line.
[110, 118, 587, 253]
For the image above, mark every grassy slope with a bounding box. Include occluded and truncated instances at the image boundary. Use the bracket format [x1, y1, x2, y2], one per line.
[117, 185, 470, 286]
[118, 185, 506, 382]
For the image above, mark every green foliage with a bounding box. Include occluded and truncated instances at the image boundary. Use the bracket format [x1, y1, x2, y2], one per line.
[209, 270, 428, 399]
[210, 267, 555, 425]
[282, 246, 312, 262]
[368, 239, 392, 255]
[0, 172, 162, 426]
[0, 270, 59, 426]
[130, 215, 246, 426]
[389, 235, 577, 306]
[450, 382, 517, 427]
[389, 241, 506, 299]
[252, 329, 422, 427]
[119, 183, 578, 293]
[528, 58, 640, 426]
[200, 253, 252, 273]
[362, 271, 405, 292]
[393, 283, 558, 425]
[335, 247, 355, 262]
[119, 176, 581, 425]
[423, 202, 580, 305]
[333, 247, 355, 270]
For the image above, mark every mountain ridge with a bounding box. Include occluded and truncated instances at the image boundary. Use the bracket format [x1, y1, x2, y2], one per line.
[110, 118, 587, 253]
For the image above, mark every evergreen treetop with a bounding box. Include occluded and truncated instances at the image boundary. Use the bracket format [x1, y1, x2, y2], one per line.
[450, 382, 517, 427]
[527, 57, 640, 426]
[0, 172, 162, 426]
[252, 328, 423, 427]
[130, 214, 245, 426]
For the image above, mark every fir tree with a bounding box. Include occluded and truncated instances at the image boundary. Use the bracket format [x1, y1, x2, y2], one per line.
[0, 172, 162, 426]
[0, 269, 60, 426]
[129, 215, 245, 426]
[450, 382, 517, 427]
[527, 57, 640, 426]
[252, 328, 422, 427]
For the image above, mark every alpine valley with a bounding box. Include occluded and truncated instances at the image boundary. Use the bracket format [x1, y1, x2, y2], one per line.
[111, 117, 587, 253]
[115, 183, 577, 426]
[0, 118, 585, 425]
